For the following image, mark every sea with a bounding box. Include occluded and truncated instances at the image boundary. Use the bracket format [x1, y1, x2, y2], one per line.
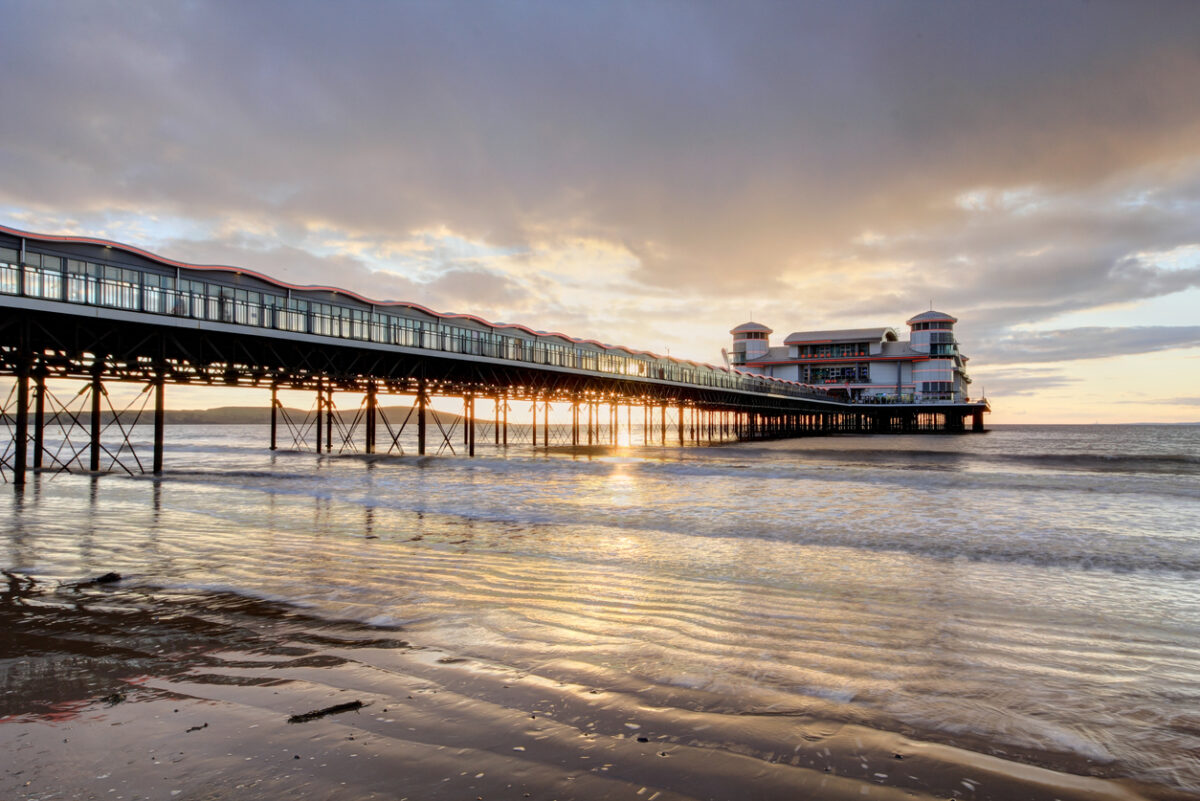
[3, 423, 1199, 795]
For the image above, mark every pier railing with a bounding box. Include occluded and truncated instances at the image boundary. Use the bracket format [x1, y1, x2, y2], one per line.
[1, 256, 833, 403]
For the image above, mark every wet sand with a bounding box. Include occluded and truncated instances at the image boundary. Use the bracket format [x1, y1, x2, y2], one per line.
[2, 574, 1193, 801]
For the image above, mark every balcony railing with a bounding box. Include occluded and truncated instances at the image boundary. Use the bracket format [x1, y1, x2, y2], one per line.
[1, 259, 834, 402]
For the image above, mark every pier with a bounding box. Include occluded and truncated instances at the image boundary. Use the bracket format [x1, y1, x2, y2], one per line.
[0, 226, 988, 484]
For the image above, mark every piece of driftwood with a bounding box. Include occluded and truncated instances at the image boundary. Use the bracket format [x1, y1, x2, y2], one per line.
[287, 700, 364, 724]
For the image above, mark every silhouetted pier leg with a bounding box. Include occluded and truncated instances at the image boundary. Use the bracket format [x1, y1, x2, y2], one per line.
[532, 396, 538, 448]
[33, 367, 45, 470]
[463, 396, 470, 451]
[364, 381, 374, 450]
[678, 405, 685, 446]
[270, 384, 278, 450]
[153, 372, 165, 475]
[468, 396, 475, 456]
[314, 383, 324, 455]
[572, 398, 580, 446]
[362, 381, 376, 450]
[90, 365, 102, 472]
[587, 402, 593, 446]
[501, 394, 508, 447]
[324, 386, 333, 453]
[543, 399, 549, 448]
[417, 384, 427, 455]
[14, 360, 29, 485]
[494, 397, 500, 446]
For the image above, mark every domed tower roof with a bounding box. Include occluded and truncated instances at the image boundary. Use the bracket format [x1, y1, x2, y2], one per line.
[905, 310, 958, 326]
[730, 321, 773, 336]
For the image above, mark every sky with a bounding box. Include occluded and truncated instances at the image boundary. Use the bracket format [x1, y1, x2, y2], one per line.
[3, 1, 1200, 423]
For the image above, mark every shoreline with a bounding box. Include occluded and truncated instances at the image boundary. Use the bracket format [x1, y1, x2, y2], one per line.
[3, 576, 1193, 801]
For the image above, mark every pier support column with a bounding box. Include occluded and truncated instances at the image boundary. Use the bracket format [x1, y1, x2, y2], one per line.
[972, 410, 984, 432]
[153, 371, 165, 475]
[315, 381, 324, 454]
[13, 360, 29, 486]
[543, 399, 550, 448]
[270, 384, 278, 450]
[501, 394, 508, 447]
[678, 405, 685, 446]
[532, 396, 538, 448]
[89, 364, 102, 473]
[33, 365, 45, 470]
[365, 382, 377, 454]
[325, 385, 333, 453]
[494, 397, 500, 446]
[468, 396, 476, 457]
[572, 398, 579, 447]
[417, 383, 427, 455]
[587, 401, 593, 446]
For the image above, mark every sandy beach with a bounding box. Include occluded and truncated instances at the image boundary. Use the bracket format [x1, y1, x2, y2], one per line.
[3, 573, 1192, 801]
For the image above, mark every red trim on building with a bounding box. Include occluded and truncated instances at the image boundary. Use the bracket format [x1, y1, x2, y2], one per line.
[745, 355, 930, 366]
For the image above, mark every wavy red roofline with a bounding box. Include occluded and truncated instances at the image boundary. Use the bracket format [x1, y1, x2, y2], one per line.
[2, 223, 817, 389]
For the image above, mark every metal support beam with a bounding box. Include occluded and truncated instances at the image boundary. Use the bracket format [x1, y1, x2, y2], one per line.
[315, 380, 324, 454]
[572, 398, 579, 447]
[33, 366, 45, 470]
[468, 396, 476, 456]
[90, 364, 102, 473]
[417, 383, 427, 455]
[153, 371, 165, 475]
[325, 385, 333, 453]
[366, 381, 377, 454]
[270, 383, 278, 450]
[14, 360, 29, 485]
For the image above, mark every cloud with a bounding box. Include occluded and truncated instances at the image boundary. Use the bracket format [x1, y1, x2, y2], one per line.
[2, 0, 1200, 384]
[976, 326, 1200, 365]
[1116, 396, 1200, 407]
[965, 366, 1079, 398]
